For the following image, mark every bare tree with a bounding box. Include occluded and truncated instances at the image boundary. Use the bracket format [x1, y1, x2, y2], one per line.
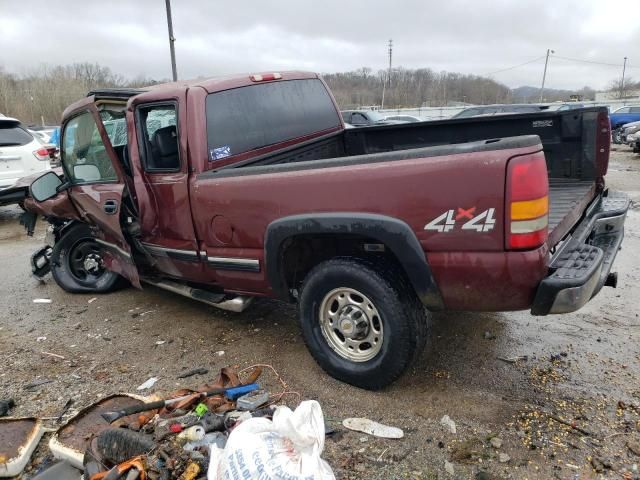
[607, 76, 639, 99]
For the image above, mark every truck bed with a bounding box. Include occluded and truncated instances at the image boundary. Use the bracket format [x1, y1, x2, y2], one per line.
[217, 107, 607, 248]
[548, 179, 595, 245]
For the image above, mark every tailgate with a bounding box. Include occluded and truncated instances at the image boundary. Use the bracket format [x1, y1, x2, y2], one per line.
[547, 179, 596, 246]
[532, 190, 630, 315]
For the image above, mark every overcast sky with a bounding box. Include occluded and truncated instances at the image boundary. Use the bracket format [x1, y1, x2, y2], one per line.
[1, 0, 638, 90]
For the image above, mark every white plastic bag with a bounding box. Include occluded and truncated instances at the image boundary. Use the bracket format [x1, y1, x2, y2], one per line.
[208, 400, 335, 480]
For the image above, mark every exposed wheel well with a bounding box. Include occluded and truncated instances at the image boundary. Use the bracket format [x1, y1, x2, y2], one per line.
[279, 234, 410, 298]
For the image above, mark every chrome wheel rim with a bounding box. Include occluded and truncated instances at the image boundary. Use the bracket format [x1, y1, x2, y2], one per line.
[319, 287, 383, 362]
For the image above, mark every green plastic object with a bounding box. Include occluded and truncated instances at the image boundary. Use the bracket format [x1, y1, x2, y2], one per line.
[194, 403, 208, 417]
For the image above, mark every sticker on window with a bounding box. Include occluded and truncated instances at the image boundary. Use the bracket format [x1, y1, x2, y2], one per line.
[210, 145, 232, 161]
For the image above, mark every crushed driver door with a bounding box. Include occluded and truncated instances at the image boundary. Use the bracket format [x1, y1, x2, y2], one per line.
[60, 98, 141, 288]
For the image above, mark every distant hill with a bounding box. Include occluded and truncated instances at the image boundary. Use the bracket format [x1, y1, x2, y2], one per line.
[511, 85, 595, 103]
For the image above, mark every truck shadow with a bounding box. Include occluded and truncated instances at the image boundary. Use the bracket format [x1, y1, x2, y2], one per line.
[413, 310, 509, 380]
[0, 205, 26, 241]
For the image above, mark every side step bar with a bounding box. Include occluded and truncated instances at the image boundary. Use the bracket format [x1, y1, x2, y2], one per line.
[142, 278, 253, 313]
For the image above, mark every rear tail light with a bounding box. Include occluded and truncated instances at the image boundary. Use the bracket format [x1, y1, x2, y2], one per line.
[32, 146, 56, 161]
[506, 153, 549, 250]
[595, 111, 611, 179]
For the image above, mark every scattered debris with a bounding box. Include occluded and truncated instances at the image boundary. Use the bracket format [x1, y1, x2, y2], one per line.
[177, 367, 209, 379]
[444, 460, 455, 475]
[0, 417, 45, 477]
[88, 297, 97, 304]
[36, 336, 47, 342]
[214, 350, 225, 357]
[36, 365, 333, 479]
[489, 437, 503, 449]
[155, 340, 166, 345]
[136, 377, 158, 390]
[31, 461, 82, 480]
[236, 389, 269, 411]
[450, 438, 484, 463]
[32, 298, 52, 304]
[483, 331, 496, 340]
[547, 412, 596, 438]
[24, 378, 53, 390]
[210, 400, 335, 479]
[628, 437, 640, 456]
[342, 417, 404, 439]
[590, 456, 612, 473]
[440, 414, 457, 434]
[0, 399, 15, 417]
[40, 351, 65, 360]
[56, 399, 74, 424]
[497, 355, 528, 363]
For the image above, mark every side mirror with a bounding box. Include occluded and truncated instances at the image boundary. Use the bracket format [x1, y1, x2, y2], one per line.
[30, 172, 63, 202]
[73, 164, 101, 182]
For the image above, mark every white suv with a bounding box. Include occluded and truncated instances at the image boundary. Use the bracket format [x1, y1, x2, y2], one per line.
[0, 117, 52, 189]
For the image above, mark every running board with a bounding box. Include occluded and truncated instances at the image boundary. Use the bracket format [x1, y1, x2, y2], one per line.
[142, 278, 253, 313]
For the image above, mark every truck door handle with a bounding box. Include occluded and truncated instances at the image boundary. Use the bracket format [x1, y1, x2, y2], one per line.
[103, 200, 118, 215]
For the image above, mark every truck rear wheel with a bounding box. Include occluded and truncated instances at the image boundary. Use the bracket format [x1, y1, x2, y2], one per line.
[51, 224, 127, 294]
[299, 257, 428, 390]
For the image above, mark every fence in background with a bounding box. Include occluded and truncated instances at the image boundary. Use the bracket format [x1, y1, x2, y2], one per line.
[378, 98, 640, 121]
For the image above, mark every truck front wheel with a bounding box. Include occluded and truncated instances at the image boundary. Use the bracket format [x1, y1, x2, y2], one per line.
[299, 257, 428, 390]
[51, 224, 127, 294]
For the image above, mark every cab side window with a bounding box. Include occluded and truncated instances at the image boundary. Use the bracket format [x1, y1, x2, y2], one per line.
[137, 104, 180, 172]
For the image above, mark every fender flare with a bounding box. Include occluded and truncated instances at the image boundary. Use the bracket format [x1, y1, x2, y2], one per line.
[264, 212, 444, 310]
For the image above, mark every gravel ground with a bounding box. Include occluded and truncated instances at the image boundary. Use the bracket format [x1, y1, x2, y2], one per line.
[1, 147, 639, 479]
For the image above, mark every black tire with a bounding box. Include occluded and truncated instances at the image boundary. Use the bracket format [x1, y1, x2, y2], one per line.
[299, 257, 429, 390]
[612, 128, 623, 144]
[51, 224, 127, 294]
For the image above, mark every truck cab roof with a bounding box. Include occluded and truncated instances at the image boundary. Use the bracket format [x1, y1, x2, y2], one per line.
[88, 71, 320, 99]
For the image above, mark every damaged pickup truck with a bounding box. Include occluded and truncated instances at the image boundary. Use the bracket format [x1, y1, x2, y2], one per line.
[15, 71, 629, 389]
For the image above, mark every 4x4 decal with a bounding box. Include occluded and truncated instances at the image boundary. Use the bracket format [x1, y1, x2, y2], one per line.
[424, 208, 496, 233]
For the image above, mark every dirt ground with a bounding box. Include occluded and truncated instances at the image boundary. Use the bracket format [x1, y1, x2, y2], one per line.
[1, 148, 639, 480]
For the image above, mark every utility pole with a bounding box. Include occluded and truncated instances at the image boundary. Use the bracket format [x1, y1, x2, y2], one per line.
[539, 48, 554, 102]
[620, 56, 628, 100]
[165, 0, 178, 81]
[381, 39, 392, 109]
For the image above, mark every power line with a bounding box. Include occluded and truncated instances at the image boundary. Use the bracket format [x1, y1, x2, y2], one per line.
[486, 56, 547, 76]
[553, 55, 638, 69]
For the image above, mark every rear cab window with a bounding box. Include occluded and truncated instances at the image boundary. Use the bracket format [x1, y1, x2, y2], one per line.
[0, 122, 33, 147]
[205, 79, 341, 163]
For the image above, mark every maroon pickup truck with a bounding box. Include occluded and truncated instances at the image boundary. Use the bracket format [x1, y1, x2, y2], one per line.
[15, 71, 629, 389]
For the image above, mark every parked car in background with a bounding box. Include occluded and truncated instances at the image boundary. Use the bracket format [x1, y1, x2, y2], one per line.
[610, 106, 640, 143]
[452, 104, 551, 118]
[628, 130, 640, 153]
[29, 129, 52, 143]
[28, 125, 59, 144]
[341, 110, 407, 126]
[0, 117, 54, 190]
[618, 120, 640, 144]
[384, 115, 422, 123]
[555, 103, 585, 111]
